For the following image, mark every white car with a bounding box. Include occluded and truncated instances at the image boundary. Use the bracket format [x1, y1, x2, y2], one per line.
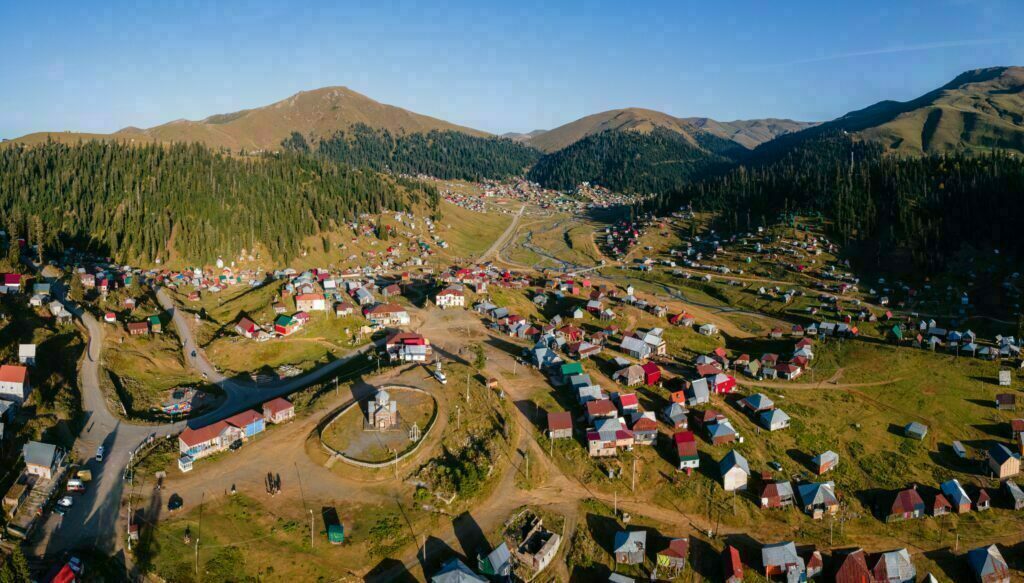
[58, 496, 74, 508]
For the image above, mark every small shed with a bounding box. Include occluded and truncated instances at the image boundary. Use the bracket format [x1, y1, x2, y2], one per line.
[904, 422, 928, 440]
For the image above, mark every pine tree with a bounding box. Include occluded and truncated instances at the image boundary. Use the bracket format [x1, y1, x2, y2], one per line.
[69, 273, 84, 304]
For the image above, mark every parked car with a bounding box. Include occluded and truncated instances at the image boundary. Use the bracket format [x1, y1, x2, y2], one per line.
[95, 445, 104, 462]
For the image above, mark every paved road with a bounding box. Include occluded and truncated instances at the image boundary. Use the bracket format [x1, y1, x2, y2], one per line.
[29, 276, 378, 563]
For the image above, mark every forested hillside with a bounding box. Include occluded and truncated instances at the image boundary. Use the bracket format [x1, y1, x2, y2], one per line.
[300, 124, 541, 181]
[0, 141, 437, 265]
[526, 128, 737, 194]
[648, 132, 1024, 270]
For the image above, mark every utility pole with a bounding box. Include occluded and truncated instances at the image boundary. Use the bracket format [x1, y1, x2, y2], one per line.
[525, 452, 529, 480]
[614, 491, 618, 517]
[465, 370, 470, 403]
[393, 448, 399, 480]
[631, 458, 636, 492]
[456, 406, 461, 430]
[195, 491, 205, 576]
[309, 509, 314, 548]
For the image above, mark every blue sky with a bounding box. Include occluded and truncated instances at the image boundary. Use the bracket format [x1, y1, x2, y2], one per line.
[1, 0, 1022, 138]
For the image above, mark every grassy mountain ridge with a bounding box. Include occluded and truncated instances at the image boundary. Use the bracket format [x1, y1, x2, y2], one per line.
[526, 107, 815, 153]
[10, 87, 488, 151]
[763, 66, 1024, 156]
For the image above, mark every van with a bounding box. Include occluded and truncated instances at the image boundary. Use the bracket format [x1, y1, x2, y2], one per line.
[66, 479, 86, 493]
[95, 445, 104, 462]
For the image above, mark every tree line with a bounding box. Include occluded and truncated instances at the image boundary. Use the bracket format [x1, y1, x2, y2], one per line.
[0, 140, 438, 265]
[289, 124, 541, 182]
[526, 128, 737, 194]
[646, 131, 1024, 270]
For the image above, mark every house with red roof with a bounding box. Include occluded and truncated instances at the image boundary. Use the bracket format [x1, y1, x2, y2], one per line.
[435, 287, 466, 309]
[0, 364, 31, 404]
[674, 431, 699, 472]
[641, 362, 661, 385]
[295, 293, 326, 312]
[366, 303, 410, 326]
[234, 317, 260, 339]
[262, 398, 295, 424]
[178, 421, 236, 461]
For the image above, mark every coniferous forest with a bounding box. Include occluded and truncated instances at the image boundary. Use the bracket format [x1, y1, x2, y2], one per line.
[526, 128, 737, 194]
[0, 140, 438, 264]
[300, 124, 541, 181]
[647, 132, 1024, 270]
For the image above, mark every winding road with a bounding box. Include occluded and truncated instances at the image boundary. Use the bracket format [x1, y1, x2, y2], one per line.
[29, 274, 379, 563]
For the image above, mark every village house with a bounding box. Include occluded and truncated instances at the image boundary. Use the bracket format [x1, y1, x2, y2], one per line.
[629, 412, 658, 445]
[295, 293, 327, 312]
[762, 542, 808, 582]
[987, 443, 1020, 479]
[662, 402, 688, 429]
[366, 303, 410, 326]
[833, 549, 872, 583]
[23, 441, 61, 481]
[797, 481, 839, 519]
[868, 549, 916, 583]
[0, 364, 31, 404]
[759, 480, 795, 509]
[932, 493, 953, 517]
[613, 364, 645, 387]
[585, 399, 618, 423]
[385, 332, 431, 362]
[966, 545, 1011, 583]
[127, 321, 149, 336]
[613, 530, 647, 565]
[274, 315, 301, 336]
[547, 411, 573, 439]
[656, 538, 689, 577]
[1005, 481, 1024, 510]
[435, 287, 466, 309]
[720, 450, 750, 491]
[674, 430, 699, 472]
[335, 301, 354, 316]
[887, 486, 926, 522]
[262, 398, 295, 424]
[723, 546, 743, 583]
[619, 336, 652, 360]
[234, 317, 260, 339]
[760, 409, 791, 431]
[17, 344, 35, 366]
[586, 417, 634, 457]
[941, 479, 972, 513]
[812, 450, 840, 474]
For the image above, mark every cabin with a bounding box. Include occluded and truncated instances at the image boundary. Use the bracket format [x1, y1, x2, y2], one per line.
[966, 545, 1010, 583]
[613, 365, 645, 387]
[234, 317, 259, 339]
[613, 530, 647, 565]
[262, 398, 295, 424]
[887, 487, 926, 522]
[641, 362, 661, 385]
[723, 545, 743, 583]
[812, 450, 839, 474]
[941, 479, 972, 513]
[759, 409, 791, 431]
[833, 549, 872, 583]
[797, 481, 839, 519]
[1004, 481, 1024, 510]
[656, 538, 689, 576]
[762, 542, 806, 581]
[988, 443, 1021, 479]
[0, 364, 31, 404]
[127, 321, 150, 336]
[547, 411, 573, 439]
[759, 480, 795, 509]
[295, 293, 327, 312]
[720, 450, 750, 491]
[23, 441, 61, 480]
[868, 549, 916, 583]
[674, 431, 699, 472]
